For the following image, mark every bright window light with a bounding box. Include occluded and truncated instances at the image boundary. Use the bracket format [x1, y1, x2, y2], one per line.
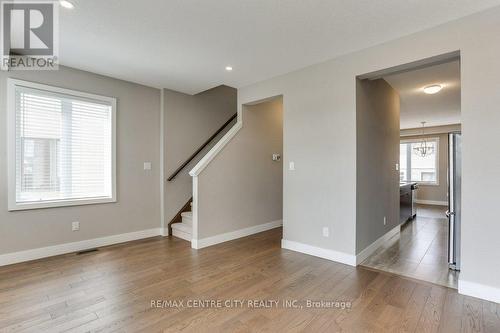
[8, 79, 116, 210]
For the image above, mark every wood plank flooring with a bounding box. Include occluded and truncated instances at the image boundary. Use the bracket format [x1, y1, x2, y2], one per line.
[362, 205, 458, 289]
[0, 228, 499, 332]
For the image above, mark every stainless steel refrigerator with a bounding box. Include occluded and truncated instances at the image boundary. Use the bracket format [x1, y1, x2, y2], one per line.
[447, 132, 462, 271]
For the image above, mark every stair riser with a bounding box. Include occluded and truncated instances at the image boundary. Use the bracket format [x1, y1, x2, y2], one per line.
[172, 228, 192, 242]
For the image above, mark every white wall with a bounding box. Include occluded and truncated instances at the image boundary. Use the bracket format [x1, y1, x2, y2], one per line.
[0, 66, 161, 256]
[237, 7, 500, 300]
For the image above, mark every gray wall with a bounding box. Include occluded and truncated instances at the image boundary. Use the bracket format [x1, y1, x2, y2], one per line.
[356, 79, 400, 253]
[0, 66, 161, 254]
[237, 7, 500, 292]
[197, 98, 283, 239]
[163, 86, 236, 226]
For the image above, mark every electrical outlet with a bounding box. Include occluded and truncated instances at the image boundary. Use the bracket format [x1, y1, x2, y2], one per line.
[144, 162, 152, 170]
[72, 221, 80, 231]
[383, 217, 387, 226]
[322, 227, 329, 237]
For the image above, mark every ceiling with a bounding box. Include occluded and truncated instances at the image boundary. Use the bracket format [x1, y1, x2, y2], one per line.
[384, 60, 461, 129]
[59, 0, 500, 94]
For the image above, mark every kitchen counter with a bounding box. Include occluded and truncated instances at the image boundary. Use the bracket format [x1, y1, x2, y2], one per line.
[400, 182, 417, 224]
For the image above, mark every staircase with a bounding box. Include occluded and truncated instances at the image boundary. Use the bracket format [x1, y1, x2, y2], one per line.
[171, 211, 192, 241]
[167, 113, 237, 244]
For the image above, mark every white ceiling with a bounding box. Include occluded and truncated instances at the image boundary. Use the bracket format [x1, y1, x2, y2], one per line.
[60, 0, 500, 94]
[384, 60, 461, 129]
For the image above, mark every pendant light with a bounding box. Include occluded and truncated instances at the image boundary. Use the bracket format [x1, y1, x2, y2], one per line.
[413, 122, 434, 157]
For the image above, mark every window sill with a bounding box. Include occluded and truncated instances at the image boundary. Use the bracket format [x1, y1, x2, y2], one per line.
[8, 197, 116, 211]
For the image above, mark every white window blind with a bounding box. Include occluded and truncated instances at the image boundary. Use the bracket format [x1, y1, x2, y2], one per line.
[8, 80, 116, 210]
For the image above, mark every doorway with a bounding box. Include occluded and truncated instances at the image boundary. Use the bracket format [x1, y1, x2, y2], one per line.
[357, 54, 461, 289]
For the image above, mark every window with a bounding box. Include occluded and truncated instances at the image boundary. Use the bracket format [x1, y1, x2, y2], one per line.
[8, 79, 116, 210]
[400, 138, 439, 185]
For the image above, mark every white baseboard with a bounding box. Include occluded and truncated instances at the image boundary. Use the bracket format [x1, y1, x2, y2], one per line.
[281, 239, 356, 267]
[356, 224, 400, 265]
[458, 279, 500, 304]
[0, 228, 162, 267]
[192, 220, 282, 249]
[415, 199, 448, 206]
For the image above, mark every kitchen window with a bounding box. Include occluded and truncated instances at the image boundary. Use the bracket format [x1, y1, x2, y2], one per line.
[7, 79, 116, 210]
[400, 138, 439, 185]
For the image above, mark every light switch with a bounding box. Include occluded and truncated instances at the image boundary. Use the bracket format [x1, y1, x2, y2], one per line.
[395, 163, 399, 171]
[144, 162, 152, 171]
[289, 161, 295, 171]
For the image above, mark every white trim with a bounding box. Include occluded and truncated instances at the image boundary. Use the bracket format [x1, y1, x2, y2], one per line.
[192, 176, 199, 240]
[415, 199, 448, 206]
[8, 78, 117, 104]
[189, 121, 242, 177]
[159, 89, 167, 236]
[7, 79, 16, 210]
[281, 239, 357, 267]
[458, 279, 500, 304]
[7, 78, 117, 211]
[9, 197, 117, 211]
[191, 220, 282, 249]
[356, 224, 400, 265]
[0, 228, 161, 267]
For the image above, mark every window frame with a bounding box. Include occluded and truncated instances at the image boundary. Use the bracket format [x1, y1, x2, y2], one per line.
[400, 137, 440, 186]
[7, 78, 117, 211]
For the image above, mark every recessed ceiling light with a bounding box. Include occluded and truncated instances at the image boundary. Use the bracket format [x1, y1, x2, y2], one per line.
[423, 84, 443, 94]
[59, 0, 75, 9]
[225, 66, 233, 71]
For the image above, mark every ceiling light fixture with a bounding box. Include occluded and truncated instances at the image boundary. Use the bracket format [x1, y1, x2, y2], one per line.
[225, 66, 233, 71]
[423, 84, 442, 94]
[59, 0, 74, 9]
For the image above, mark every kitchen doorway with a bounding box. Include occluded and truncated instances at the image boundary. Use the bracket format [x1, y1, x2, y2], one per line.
[357, 53, 461, 289]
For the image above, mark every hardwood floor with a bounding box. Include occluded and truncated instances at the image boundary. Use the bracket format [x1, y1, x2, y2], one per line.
[362, 205, 458, 289]
[0, 228, 498, 332]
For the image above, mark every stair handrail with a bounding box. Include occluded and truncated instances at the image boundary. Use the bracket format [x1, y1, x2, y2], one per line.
[167, 113, 237, 181]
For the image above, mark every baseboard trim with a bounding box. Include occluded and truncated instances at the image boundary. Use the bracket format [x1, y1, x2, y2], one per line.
[458, 279, 500, 304]
[0, 228, 162, 267]
[191, 220, 282, 249]
[281, 239, 356, 267]
[356, 224, 401, 265]
[415, 199, 448, 206]
[160, 228, 169, 237]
